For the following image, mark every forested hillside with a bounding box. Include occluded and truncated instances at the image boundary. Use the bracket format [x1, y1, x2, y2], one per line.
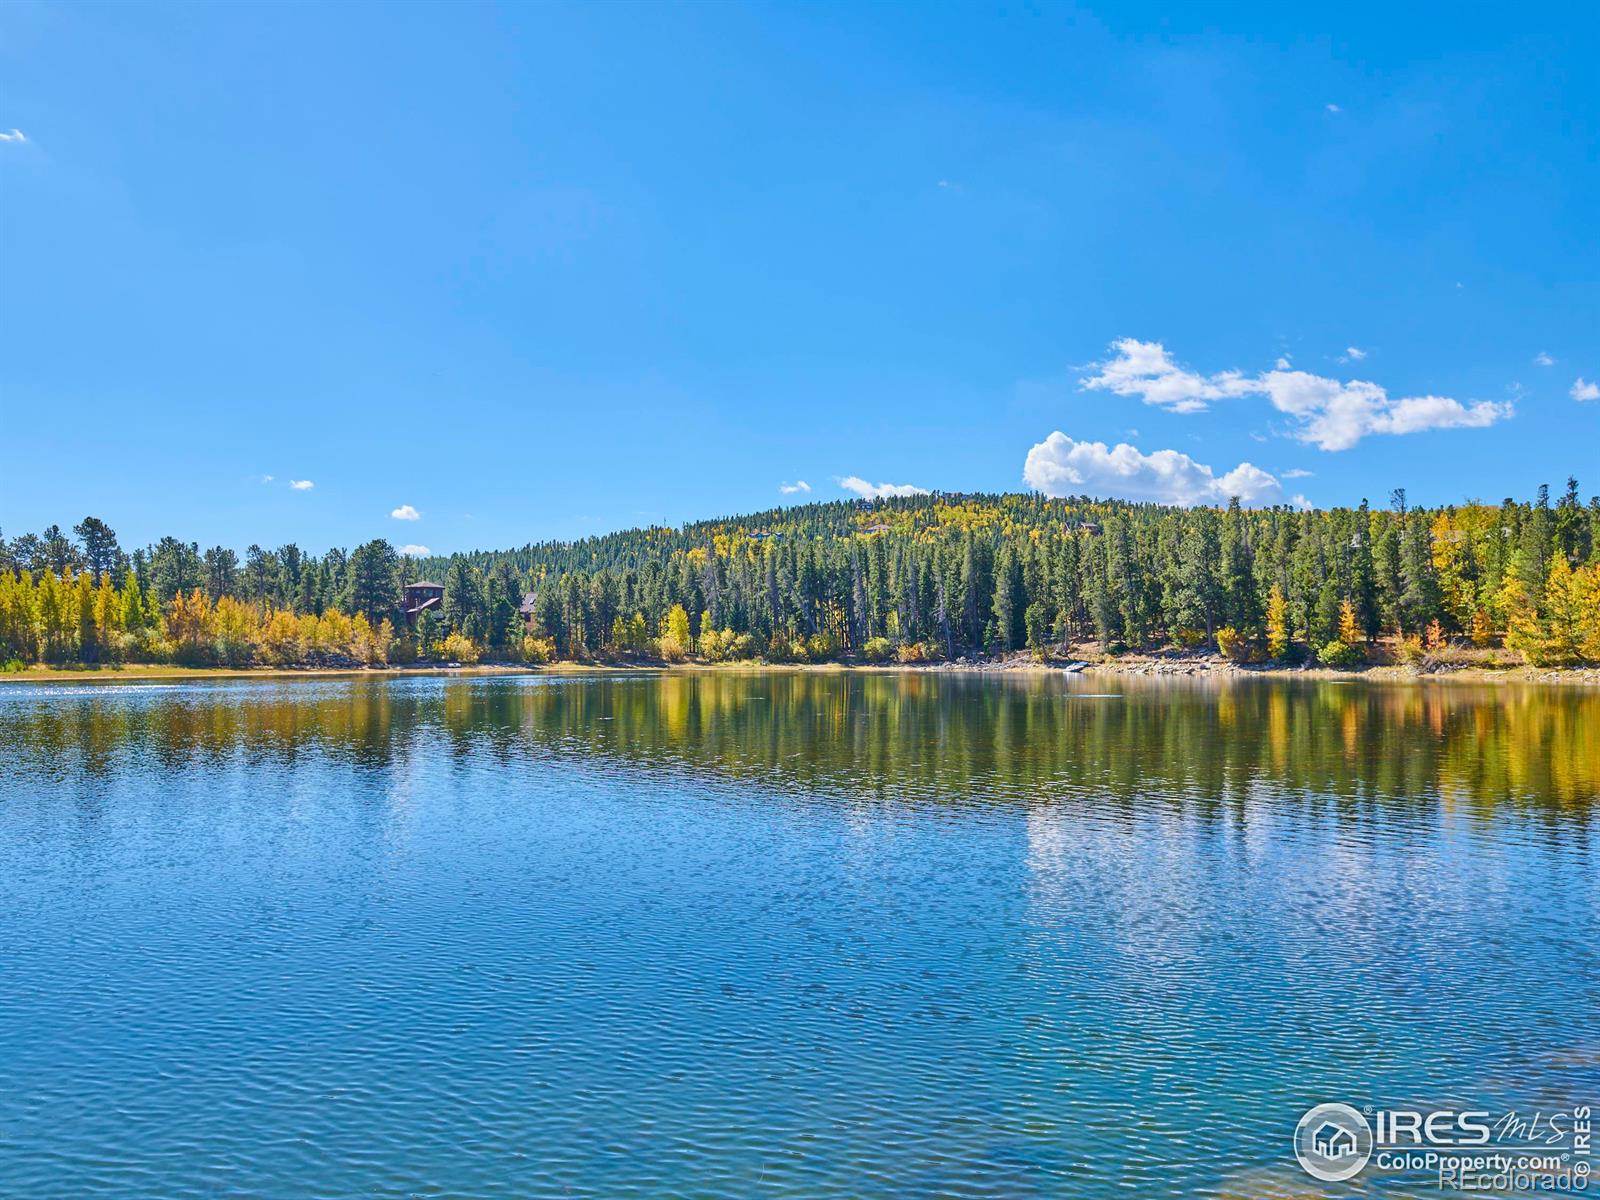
[4, 482, 1600, 670]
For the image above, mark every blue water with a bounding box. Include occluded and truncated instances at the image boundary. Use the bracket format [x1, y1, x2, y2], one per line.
[1, 672, 1596, 1197]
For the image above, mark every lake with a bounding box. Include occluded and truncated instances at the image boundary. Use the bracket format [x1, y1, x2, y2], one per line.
[2, 671, 1596, 1197]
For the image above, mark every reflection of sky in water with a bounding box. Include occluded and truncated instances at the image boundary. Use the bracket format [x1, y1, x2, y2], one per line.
[1, 673, 1596, 1198]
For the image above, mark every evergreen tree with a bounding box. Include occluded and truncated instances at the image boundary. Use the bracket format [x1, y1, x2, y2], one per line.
[73, 517, 121, 584]
[345, 540, 399, 626]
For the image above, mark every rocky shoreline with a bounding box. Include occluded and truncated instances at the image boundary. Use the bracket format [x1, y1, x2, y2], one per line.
[7, 657, 1599, 687]
[920, 653, 1600, 686]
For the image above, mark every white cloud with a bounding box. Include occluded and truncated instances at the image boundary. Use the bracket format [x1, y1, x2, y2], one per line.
[289, 479, 314, 490]
[1325, 104, 1341, 113]
[1573, 378, 1600, 402]
[260, 474, 274, 483]
[1022, 433, 1283, 506]
[1080, 338, 1512, 450]
[838, 475, 930, 499]
[0, 128, 26, 143]
[779, 480, 812, 495]
[1534, 351, 1555, 367]
[1258, 370, 1510, 451]
[1291, 494, 1314, 510]
[1274, 356, 1292, 370]
[390, 504, 421, 520]
[1342, 346, 1367, 361]
[1080, 338, 1255, 414]
[399, 544, 431, 557]
[1282, 468, 1314, 479]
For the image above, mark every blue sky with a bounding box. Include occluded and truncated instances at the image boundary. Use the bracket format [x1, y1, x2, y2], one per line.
[2, 1, 1595, 556]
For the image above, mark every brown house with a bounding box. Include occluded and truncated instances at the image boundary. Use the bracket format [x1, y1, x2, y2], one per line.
[402, 581, 444, 627]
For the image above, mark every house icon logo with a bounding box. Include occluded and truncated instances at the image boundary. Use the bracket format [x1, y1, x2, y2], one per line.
[1313, 1121, 1358, 1159]
[1294, 1102, 1374, 1182]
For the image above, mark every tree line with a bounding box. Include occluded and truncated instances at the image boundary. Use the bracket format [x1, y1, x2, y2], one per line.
[3, 480, 1599, 670]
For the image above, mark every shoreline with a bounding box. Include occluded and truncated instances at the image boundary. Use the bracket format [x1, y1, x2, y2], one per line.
[0, 663, 536, 684]
[4, 657, 1597, 687]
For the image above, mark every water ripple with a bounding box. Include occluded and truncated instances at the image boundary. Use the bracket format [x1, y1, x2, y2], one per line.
[1, 673, 1595, 1197]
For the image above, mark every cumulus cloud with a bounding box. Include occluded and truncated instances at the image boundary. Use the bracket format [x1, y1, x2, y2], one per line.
[1022, 433, 1283, 506]
[838, 475, 930, 499]
[1534, 352, 1555, 367]
[1282, 468, 1314, 479]
[289, 479, 314, 490]
[1080, 338, 1255, 414]
[1257, 370, 1510, 451]
[1325, 103, 1341, 113]
[1341, 346, 1367, 362]
[399, 544, 431, 557]
[779, 480, 812, 495]
[0, 128, 26, 143]
[260, 474, 274, 483]
[1080, 338, 1512, 450]
[390, 504, 421, 520]
[1574, 378, 1600, 402]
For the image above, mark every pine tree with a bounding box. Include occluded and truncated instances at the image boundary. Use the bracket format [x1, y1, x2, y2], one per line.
[73, 517, 121, 584]
[345, 540, 400, 626]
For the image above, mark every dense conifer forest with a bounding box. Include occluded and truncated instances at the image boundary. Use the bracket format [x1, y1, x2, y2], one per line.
[4, 482, 1599, 670]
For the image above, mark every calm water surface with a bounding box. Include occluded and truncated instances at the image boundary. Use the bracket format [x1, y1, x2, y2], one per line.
[2, 672, 1596, 1198]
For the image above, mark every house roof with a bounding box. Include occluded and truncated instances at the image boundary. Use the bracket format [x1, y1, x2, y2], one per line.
[406, 580, 445, 589]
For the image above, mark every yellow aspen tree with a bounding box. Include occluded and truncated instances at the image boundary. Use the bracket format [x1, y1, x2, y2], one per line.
[659, 603, 691, 661]
[120, 571, 147, 632]
[93, 577, 121, 660]
[668, 604, 692, 647]
[0, 572, 13, 659]
[165, 588, 213, 663]
[1469, 607, 1494, 647]
[1536, 553, 1585, 666]
[75, 570, 97, 662]
[1498, 573, 1535, 657]
[18, 573, 42, 661]
[1429, 512, 1471, 627]
[1336, 598, 1361, 646]
[374, 618, 395, 665]
[36, 569, 71, 662]
[349, 613, 380, 664]
[261, 610, 303, 664]
[210, 597, 256, 665]
[440, 630, 480, 664]
[1575, 565, 1600, 664]
[300, 611, 320, 657]
[0, 571, 37, 661]
[1266, 585, 1290, 660]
